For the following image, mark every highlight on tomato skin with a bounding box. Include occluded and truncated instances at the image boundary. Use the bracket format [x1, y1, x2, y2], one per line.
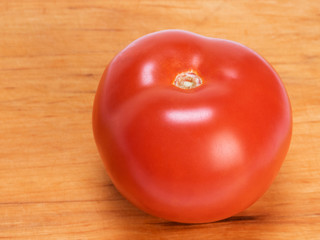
[92, 29, 292, 223]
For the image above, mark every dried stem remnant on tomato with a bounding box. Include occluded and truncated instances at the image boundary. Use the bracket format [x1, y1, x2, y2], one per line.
[173, 71, 202, 89]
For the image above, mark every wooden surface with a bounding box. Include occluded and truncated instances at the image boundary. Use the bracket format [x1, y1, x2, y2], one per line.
[1, 0, 320, 239]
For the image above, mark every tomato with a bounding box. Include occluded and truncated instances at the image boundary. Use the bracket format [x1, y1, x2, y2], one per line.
[92, 30, 292, 223]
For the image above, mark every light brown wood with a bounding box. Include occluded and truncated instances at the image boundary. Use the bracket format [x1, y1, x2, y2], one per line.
[1, 0, 319, 239]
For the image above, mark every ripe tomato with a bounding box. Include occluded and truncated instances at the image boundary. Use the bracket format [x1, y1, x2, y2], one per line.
[92, 30, 292, 223]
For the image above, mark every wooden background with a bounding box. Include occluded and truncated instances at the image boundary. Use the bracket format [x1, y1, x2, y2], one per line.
[1, 0, 319, 239]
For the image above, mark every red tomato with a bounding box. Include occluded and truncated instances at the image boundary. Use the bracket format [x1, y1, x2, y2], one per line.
[92, 30, 292, 223]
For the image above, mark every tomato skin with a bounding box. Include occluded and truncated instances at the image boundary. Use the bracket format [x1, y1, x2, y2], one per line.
[93, 30, 292, 223]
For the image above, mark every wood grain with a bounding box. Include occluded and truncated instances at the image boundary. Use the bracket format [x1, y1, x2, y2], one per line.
[1, 0, 319, 239]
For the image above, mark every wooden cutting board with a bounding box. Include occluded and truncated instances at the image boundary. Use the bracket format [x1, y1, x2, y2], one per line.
[1, 0, 319, 239]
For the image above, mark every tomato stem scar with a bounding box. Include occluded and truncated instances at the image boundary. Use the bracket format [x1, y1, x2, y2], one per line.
[173, 71, 202, 89]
